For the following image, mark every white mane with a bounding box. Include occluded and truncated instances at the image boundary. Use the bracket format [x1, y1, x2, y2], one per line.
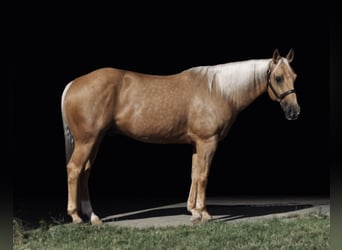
[192, 59, 271, 98]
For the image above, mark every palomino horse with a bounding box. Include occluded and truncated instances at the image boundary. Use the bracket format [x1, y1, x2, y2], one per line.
[61, 49, 300, 225]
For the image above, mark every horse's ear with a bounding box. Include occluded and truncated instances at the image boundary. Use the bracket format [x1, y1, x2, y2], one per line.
[286, 48, 294, 63]
[272, 49, 281, 64]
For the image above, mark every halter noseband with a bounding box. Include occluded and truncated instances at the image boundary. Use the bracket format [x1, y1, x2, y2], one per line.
[266, 65, 296, 103]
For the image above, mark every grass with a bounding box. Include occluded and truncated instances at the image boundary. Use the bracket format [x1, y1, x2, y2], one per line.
[13, 213, 329, 250]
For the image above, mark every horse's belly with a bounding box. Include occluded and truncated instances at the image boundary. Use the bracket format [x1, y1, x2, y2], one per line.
[115, 111, 190, 143]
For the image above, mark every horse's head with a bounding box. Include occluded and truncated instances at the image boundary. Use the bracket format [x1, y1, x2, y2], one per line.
[267, 48, 300, 120]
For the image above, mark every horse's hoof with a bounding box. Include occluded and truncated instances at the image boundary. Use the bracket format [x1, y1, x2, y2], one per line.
[191, 217, 202, 224]
[190, 213, 202, 224]
[201, 212, 213, 223]
[91, 218, 103, 225]
[72, 218, 83, 224]
[91, 214, 103, 225]
[201, 216, 213, 223]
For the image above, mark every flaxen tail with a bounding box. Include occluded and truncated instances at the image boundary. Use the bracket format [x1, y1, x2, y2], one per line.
[61, 82, 74, 163]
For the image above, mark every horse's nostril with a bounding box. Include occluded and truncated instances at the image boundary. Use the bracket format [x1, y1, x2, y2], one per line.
[294, 107, 301, 118]
[282, 103, 300, 120]
[284, 105, 300, 120]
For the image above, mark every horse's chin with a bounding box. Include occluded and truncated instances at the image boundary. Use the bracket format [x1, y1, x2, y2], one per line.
[285, 113, 298, 120]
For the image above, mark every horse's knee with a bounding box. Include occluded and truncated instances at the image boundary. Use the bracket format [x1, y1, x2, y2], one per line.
[197, 175, 208, 186]
[67, 163, 82, 183]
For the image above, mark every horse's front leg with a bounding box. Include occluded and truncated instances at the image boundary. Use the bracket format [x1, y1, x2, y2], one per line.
[187, 137, 217, 224]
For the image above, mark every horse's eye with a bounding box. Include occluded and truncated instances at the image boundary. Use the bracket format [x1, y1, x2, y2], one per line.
[275, 76, 282, 83]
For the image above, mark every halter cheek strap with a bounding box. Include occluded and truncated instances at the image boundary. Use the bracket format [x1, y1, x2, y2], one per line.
[266, 68, 296, 103]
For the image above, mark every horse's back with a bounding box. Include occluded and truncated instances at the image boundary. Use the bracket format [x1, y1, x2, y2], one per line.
[112, 69, 200, 142]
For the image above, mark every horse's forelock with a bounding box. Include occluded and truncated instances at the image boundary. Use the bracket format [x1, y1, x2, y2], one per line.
[273, 58, 295, 75]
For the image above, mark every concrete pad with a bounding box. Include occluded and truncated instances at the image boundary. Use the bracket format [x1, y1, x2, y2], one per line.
[102, 196, 329, 228]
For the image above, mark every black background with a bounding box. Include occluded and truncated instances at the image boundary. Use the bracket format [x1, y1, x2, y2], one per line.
[10, 3, 332, 223]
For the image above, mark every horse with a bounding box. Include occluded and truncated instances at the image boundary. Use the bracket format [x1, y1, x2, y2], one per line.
[61, 48, 300, 225]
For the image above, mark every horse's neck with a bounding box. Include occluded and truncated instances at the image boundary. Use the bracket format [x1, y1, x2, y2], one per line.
[210, 59, 271, 110]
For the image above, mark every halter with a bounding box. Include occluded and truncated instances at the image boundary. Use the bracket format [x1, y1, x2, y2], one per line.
[266, 63, 296, 103]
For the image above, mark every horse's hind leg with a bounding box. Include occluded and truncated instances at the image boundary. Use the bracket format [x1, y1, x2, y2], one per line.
[67, 141, 96, 224]
[79, 140, 103, 225]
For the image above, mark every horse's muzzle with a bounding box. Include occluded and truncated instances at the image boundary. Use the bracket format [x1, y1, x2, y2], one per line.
[281, 102, 301, 120]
